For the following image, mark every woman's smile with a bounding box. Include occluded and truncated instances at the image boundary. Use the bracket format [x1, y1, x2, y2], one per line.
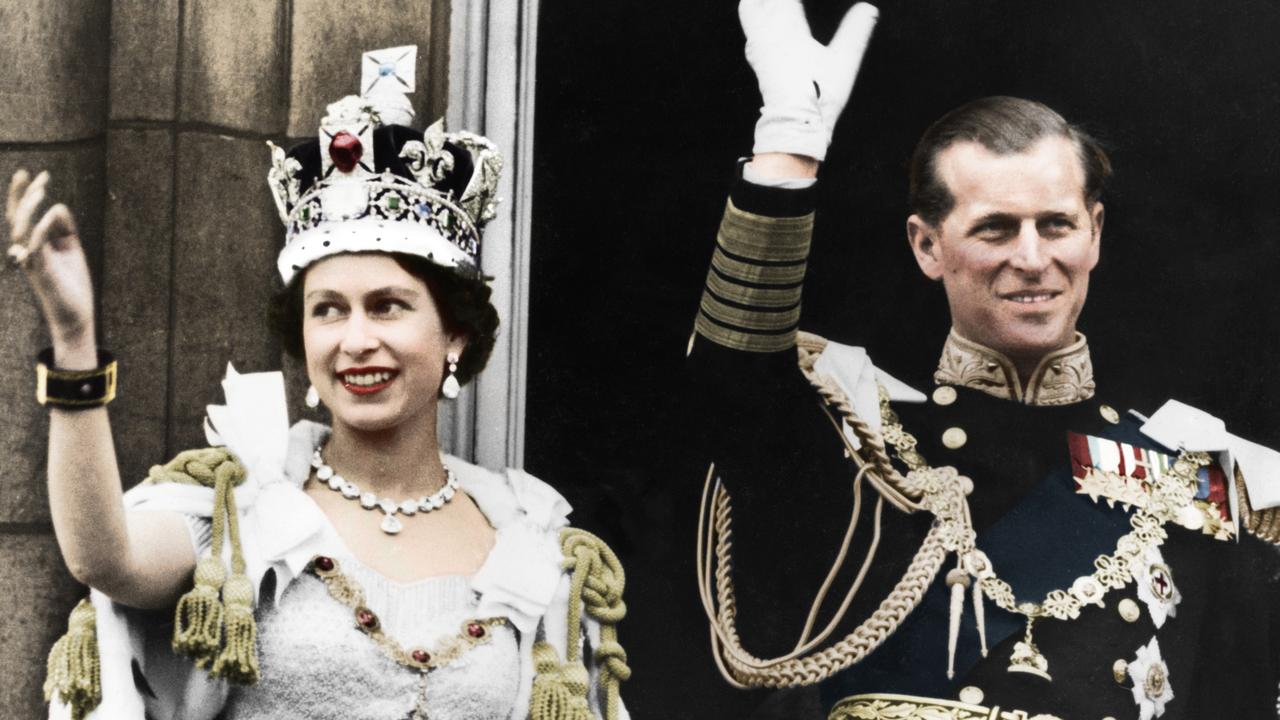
[338, 366, 399, 395]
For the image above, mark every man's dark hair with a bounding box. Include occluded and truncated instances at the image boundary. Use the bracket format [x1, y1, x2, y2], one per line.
[269, 253, 499, 387]
[908, 96, 1112, 226]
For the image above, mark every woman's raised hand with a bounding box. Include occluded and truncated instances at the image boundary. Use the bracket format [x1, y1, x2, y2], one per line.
[740, 0, 879, 162]
[7, 170, 96, 355]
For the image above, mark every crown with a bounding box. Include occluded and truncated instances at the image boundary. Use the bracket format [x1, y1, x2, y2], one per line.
[268, 45, 502, 285]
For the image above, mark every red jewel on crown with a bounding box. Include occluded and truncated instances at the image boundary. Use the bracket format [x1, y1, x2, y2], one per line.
[466, 622, 486, 638]
[329, 131, 363, 173]
[411, 648, 431, 664]
[313, 555, 335, 573]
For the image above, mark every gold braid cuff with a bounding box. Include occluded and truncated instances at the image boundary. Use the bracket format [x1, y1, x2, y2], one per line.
[829, 693, 1064, 720]
[694, 199, 812, 353]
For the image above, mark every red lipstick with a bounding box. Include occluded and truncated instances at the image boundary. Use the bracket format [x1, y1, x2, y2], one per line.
[337, 366, 398, 396]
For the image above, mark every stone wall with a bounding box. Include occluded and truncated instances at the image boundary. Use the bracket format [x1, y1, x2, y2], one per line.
[0, 1, 450, 715]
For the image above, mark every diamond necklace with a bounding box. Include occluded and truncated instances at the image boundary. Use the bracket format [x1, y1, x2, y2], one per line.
[311, 449, 459, 535]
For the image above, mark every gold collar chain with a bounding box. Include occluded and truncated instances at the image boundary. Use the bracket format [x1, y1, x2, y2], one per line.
[876, 384, 1206, 679]
[307, 555, 505, 719]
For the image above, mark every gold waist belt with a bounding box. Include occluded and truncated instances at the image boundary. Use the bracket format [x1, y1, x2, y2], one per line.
[829, 693, 1063, 720]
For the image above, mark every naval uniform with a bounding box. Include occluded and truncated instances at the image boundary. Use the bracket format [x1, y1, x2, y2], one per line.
[688, 173, 1280, 719]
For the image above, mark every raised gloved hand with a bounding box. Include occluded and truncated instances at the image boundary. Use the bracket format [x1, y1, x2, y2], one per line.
[741, 0, 878, 162]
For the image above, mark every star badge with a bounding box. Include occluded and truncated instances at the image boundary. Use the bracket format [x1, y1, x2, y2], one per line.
[1133, 546, 1181, 629]
[1127, 636, 1174, 720]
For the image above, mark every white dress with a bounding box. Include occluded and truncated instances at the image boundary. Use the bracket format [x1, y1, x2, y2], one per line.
[221, 558, 522, 720]
[51, 397, 627, 720]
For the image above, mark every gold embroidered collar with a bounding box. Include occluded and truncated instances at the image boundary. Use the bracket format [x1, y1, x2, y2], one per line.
[933, 329, 1096, 406]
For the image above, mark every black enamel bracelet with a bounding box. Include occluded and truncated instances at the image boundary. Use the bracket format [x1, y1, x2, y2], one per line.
[35, 348, 117, 409]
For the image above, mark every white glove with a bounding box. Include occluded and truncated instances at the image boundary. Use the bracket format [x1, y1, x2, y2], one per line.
[740, 0, 878, 161]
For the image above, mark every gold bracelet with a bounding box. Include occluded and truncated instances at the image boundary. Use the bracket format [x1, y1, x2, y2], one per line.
[35, 348, 117, 409]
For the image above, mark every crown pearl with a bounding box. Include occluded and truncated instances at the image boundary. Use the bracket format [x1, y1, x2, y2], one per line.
[329, 131, 363, 173]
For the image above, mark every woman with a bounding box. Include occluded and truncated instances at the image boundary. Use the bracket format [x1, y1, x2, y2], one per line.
[11, 47, 628, 720]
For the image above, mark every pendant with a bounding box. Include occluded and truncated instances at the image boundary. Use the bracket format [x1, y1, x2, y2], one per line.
[1006, 617, 1052, 681]
[408, 672, 430, 720]
[381, 512, 404, 535]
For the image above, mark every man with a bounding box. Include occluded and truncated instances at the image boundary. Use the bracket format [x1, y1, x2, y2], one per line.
[688, 1, 1280, 718]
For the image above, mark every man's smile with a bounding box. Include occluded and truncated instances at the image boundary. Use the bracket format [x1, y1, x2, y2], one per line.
[999, 289, 1062, 305]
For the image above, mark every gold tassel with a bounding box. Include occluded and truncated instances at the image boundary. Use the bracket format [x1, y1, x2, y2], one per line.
[211, 573, 259, 685]
[43, 599, 101, 720]
[210, 462, 259, 685]
[973, 581, 988, 657]
[529, 641, 591, 720]
[945, 567, 968, 679]
[172, 555, 226, 668]
[170, 448, 259, 684]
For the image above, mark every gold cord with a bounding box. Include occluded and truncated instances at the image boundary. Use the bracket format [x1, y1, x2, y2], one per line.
[698, 464, 949, 687]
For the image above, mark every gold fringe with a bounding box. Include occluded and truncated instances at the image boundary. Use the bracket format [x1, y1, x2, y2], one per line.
[529, 641, 592, 720]
[172, 556, 226, 667]
[211, 573, 260, 684]
[43, 599, 100, 720]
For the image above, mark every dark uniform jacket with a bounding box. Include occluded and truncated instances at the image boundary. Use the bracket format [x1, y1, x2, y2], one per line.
[687, 174, 1280, 719]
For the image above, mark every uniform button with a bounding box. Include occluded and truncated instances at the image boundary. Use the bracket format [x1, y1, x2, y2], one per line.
[958, 685, 984, 705]
[1100, 404, 1120, 424]
[1112, 658, 1129, 685]
[1118, 598, 1141, 623]
[942, 427, 967, 449]
[932, 386, 957, 406]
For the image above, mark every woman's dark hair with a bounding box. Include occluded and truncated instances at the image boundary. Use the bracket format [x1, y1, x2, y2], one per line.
[269, 253, 499, 387]
[909, 96, 1112, 227]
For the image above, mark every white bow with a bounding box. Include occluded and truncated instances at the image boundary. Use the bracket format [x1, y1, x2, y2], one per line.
[813, 341, 926, 448]
[203, 364, 291, 488]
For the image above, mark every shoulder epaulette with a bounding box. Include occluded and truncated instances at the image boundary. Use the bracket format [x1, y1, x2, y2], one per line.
[1237, 467, 1280, 545]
